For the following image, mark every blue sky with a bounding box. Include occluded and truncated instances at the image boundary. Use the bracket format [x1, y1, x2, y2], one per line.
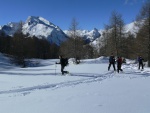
[0, 0, 145, 30]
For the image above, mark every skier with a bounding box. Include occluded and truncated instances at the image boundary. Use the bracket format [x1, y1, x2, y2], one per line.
[138, 56, 144, 70]
[117, 56, 123, 73]
[108, 53, 116, 71]
[56, 55, 69, 75]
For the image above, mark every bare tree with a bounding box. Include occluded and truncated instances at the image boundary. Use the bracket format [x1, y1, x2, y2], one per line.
[103, 11, 125, 57]
[136, 0, 150, 67]
[60, 35, 85, 63]
[98, 25, 110, 56]
[60, 18, 97, 62]
[69, 18, 80, 60]
[60, 18, 84, 63]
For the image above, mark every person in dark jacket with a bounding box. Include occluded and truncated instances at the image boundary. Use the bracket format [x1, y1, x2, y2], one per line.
[56, 55, 69, 75]
[117, 56, 123, 73]
[138, 56, 144, 70]
[108, 53, 116, 71]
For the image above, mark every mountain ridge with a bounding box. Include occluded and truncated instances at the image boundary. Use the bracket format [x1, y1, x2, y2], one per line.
[0, 16, 138, 46]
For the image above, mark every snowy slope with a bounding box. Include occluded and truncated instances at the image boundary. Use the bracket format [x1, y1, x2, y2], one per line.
[22, 16, 68, 45]
[124, 22, 140, 35]
[0, 54, 150, 113]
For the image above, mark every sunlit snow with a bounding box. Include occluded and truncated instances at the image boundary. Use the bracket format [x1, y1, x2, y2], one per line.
[0, 53, 149, 113]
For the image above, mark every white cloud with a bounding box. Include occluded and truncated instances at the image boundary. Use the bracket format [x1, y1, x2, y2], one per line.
[125, 0, 129, 4]
[124, 0, 138, 5]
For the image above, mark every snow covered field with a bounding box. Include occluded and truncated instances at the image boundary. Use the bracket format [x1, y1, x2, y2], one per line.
[0, 54, 150, 113]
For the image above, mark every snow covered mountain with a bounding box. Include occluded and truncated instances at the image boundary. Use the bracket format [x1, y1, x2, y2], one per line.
[0, 22, 21, 36]
[22, 16, 68, 45]
[91, 21, 140, 47]
[0, 16, 102, 45]
[64, 28, 101, 43]
[124, 22, 140, 36]
[0, 16, 139, 46]
[0, 16, 69, 45]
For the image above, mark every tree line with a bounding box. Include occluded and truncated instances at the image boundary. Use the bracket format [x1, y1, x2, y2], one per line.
[0, 31, 59, 67]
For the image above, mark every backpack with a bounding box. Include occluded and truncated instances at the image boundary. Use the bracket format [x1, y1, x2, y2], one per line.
[138, 57, 143, 63]
[118, 58, 122, 64]
[64, 58, 69, 66]
[109, 56, 115, 63]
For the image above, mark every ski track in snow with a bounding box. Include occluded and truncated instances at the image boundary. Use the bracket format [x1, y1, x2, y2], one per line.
[0, 63, 149, 95]
[0, 71, 114, 95]
[122, 64, 150, 78]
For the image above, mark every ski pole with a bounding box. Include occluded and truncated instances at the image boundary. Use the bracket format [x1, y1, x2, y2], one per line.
[55, 63, 57, 76]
